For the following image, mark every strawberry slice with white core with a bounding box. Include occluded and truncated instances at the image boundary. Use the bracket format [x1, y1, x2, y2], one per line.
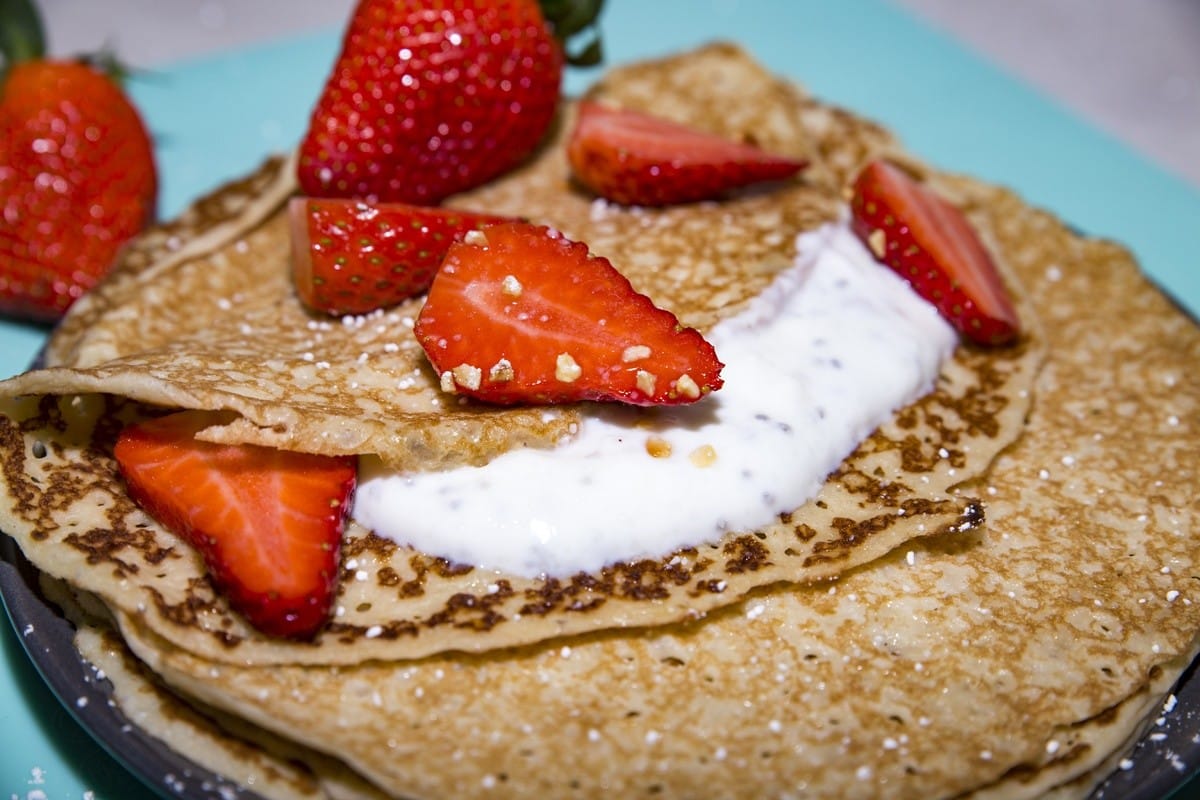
[849, 160, 1020, 346]
[414, 222, 724, 405]
[113, 410, 357, 640]
[566, 101, 806, 206]
[290, 196, 513, 316]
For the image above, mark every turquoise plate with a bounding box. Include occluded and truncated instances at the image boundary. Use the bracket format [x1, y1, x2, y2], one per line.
[3, 1, 1199, 797]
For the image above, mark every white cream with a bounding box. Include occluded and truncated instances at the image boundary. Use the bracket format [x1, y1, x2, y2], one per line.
[353, 219, 956, 577]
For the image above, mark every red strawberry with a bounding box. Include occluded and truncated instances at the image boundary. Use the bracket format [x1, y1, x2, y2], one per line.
[414, 222, 723, 405]
[297, 0, 602, 205]
[113, 410, 357, 640]
[849, 160, 1019, 346]
[289, 196, 514, 315]
[565, 101, 805, 207]
[0, 0, 157, 322]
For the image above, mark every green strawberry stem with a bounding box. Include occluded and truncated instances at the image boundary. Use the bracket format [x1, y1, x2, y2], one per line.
[0, 0, 47, 75]
[540, 0, 605, 67]
[0, 0, 135, 87]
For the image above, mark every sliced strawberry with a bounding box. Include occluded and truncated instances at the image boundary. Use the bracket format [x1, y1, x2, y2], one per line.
[414, 222, 724, 405]
[565, 101, 805, 206]
[849, 160, 1020, 346]
[289, 197, 513, 316]
[113, 410, 356, 640]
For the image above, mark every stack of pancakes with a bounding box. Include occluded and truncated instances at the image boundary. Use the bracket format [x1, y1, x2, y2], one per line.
[1, 44, 1197, 799]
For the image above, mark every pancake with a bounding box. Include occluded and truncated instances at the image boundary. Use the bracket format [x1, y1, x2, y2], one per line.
[0, 44, 1037, 666]
[40, 574, 387, 800]
[1, 42, 1198, 800]
[81, 145, 1200, 799]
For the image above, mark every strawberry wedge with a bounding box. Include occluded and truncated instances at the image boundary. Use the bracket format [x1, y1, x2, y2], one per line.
[114, 410, 356, 640]
[566, 101, 806, 206]
[414, 222, 724, 405]
[849, 160, 1020, 346]
[290, 197, 513, 316]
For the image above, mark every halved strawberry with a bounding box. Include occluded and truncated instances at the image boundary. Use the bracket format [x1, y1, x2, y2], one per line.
[849, 160, 1020, 346]
[414, 222, 723, 405]
[113, 410, 357, 640]
[290, 197, 513, 316]
[565, 101, 805, 206]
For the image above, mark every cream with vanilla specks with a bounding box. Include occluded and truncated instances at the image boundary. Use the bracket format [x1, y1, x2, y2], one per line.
[1, 43, 1198, 800]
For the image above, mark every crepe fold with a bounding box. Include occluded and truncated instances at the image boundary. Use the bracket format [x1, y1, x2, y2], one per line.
[1, 43, 1197, 800]
[0, 44, 1036, 666]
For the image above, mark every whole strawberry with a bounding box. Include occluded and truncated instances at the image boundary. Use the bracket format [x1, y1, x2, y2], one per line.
[298, 0, 602, 205]
[0, 0, 158, 323]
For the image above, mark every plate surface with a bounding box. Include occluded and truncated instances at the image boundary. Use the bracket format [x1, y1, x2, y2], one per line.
[3, 0, 1200, 796]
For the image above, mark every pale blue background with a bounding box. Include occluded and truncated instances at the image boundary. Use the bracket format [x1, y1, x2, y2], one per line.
[2, 0, 1199, 797]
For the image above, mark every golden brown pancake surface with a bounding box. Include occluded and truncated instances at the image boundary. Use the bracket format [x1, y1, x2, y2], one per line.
[0, 43, 1196, 800]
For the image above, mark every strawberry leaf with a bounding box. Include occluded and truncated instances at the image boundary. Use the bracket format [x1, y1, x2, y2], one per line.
[0, 0, 47, 73]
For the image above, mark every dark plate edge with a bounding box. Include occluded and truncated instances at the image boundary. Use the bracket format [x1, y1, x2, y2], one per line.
[0, 530, 271, 800]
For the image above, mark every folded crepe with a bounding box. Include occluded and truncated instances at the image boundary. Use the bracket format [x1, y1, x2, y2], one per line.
[1, 43, 1198, 800]
[0, 43, 1038, 667]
